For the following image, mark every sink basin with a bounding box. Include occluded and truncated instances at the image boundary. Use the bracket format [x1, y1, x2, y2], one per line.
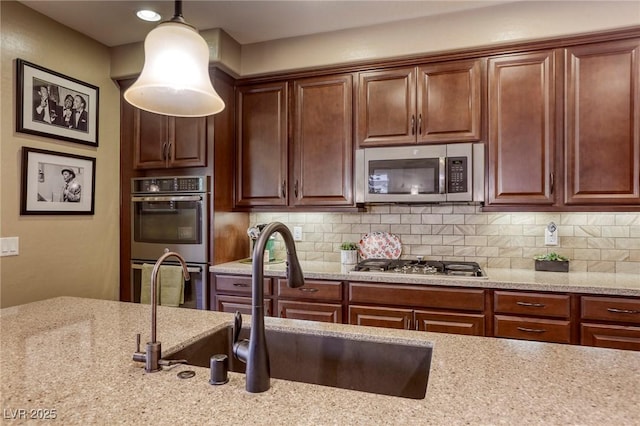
[166, 325, 432, 399]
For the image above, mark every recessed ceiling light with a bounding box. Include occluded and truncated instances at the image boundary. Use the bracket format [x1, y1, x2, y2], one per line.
[136, 10, 162, 22]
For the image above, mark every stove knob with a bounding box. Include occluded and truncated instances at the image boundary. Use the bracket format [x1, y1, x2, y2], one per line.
[416, 255, 424, 262]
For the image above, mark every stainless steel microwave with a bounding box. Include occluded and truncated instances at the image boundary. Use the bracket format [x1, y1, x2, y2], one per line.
[355, 143, 485, 204]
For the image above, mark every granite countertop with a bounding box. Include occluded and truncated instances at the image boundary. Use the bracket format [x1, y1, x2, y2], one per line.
[211, 260, 640, 296]
[2, 297, 639, 425]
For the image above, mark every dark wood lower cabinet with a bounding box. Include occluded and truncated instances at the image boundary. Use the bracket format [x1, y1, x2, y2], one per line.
[278, 300, 342, 323]
[349, 305, 412, 329]
[581, 323, 640, 351]
[211, 274, 640, 351]
[494, 315, 572, 344]
[415, 310, 485, 336]
[215, 294, 273, 317]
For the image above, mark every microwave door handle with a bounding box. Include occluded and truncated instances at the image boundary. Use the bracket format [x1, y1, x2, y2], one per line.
[439, 157, 446, 194]
[131, 195, 203, 202]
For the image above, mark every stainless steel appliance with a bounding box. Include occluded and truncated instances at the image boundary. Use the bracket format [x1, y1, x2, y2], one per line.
[350, 258, 487, 279]
[355, 143, 484, 204]
[130, 176, 209, 309]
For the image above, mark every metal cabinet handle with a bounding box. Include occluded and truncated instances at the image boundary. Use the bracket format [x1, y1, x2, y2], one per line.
[550, 173, 555, 195]
[232, 283, 250, 288]
[411, 115, 416, 135]
[298, 287, 319, 293]
[294, 180, 299, 198]
[418, 114, 422, 135]
[281, 180, 286, 198]
[607, 307, 640, 314]
[517, 326, 546, 333]
[516, 301, 546, 308]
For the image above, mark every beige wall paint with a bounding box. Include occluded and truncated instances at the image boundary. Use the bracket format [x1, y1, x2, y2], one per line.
[1, 1, 120, 308]
[240, 1, 640, 76]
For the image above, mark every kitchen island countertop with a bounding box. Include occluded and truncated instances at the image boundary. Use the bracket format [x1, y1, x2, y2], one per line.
[1, 297, 639, 425]
[211, 260, 640, 296]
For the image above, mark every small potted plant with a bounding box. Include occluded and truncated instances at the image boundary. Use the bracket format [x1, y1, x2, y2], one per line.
[534, 252, 569, 272]
[340, 242, 359, 265]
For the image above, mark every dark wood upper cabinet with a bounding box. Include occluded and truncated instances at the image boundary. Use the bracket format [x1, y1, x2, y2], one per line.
[133, 110, 206, 169]
[291, 74, 353, 207]
[564, 38, 640, 206]
[235, 81, 289, 207]
[486, 50, 558, 206]
[357, 67, 416, 146]
[357, 59, 481, 147]
[235, 74, 355, 209]
[417, 59, 482, 143]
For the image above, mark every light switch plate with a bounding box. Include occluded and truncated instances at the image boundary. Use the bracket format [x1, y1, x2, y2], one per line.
[0, 237, 19, 256]
[293, 226, 302, 241]
[545, 222, 558, 246]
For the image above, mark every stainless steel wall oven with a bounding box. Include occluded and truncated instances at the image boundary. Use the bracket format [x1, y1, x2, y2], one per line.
[130, 176, 209, 309]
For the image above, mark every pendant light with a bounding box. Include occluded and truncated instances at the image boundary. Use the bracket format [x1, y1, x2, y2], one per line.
[124, 0, 225, 117]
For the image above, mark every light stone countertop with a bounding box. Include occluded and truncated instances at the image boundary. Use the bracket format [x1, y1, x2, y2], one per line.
[2, 297, 639, 425]
[211, 260, 640, 296]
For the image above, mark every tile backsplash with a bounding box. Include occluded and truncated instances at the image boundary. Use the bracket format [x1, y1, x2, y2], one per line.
[250, 205, 640, 274]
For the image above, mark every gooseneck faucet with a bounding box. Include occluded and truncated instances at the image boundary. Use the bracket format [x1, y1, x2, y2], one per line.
[233, 222, 304, 393]
[133, 250, 190, 373]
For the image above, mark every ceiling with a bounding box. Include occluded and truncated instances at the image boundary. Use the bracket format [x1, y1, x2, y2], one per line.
[19, 0, 513, 47]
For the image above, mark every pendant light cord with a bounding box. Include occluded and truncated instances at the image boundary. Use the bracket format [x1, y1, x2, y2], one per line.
[170, 0, 187, 24]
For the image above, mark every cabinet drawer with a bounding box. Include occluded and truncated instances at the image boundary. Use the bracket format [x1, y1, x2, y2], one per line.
[215, 275, 272, 296]
[581, 323, 640, 351]
[494, 291, 570, 318]
[278, 279, 342, 302]
[494, 315, 571, 344]
[581, 296, 640, 324]
[278, 300, 342, 323]
[349, 282, 485, 311]
[349, 305, 412, 330]
[215, 295, 272, 316]
[415, 310, 485, 336]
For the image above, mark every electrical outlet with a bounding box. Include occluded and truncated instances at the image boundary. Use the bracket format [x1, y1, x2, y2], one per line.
[293, 226, 302, 241]
[545, 222, 558, 246]
[0, 237, 19, 257]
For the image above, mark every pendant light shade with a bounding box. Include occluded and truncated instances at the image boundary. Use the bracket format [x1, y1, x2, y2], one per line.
[124, 1, 225, 117]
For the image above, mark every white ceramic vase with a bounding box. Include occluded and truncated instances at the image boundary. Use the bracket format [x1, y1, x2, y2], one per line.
[341, 249, 358, 265]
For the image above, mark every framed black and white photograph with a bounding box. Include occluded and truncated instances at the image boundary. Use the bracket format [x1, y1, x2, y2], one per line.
[21, 147, 96, 215]
[16, 59, 99, 147]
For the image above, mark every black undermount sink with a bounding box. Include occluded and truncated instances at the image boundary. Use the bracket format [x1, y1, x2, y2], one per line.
[166, 325, 432, 399]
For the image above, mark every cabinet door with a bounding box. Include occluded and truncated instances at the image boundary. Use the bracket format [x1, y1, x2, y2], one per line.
[357, 67, 416, 147]
[417, 59, 481, 143]
[169, 117, 207, 168]
[349, 305, 412, 329]
[414, 310, 485, 336]
[133, 109, 169, 169]
[292, 74, 353, 206]
[565, 38, 640, 205]
[235, 82, 288, 207]
[278, 300, 342, 323]
[487, 51, 557, 206]
[581, 323, 640, 351]
[215, 295, 272, 316]
[494, 315, 571, 344]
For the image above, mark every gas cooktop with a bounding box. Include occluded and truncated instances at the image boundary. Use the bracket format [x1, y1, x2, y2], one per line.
[351, 258, 487, 279]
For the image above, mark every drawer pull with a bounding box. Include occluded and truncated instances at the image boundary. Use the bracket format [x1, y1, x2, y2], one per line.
[233, 283, 250, 288]
[516, 301, 546, 308]
[298, 287, 319, 293]
[517, 326, 546, 333]
[607, 307, 640, 314]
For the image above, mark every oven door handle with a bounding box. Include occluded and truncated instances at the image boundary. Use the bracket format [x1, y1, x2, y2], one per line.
[131, 263, 203, 273]
[131, 195, 203, 202]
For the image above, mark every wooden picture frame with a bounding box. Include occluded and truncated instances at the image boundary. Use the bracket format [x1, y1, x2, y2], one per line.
[16, 59, 99, 147]
[21, 147, 96, 215]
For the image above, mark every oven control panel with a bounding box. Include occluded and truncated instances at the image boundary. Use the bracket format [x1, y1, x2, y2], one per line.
[132, 176, 207, 194]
